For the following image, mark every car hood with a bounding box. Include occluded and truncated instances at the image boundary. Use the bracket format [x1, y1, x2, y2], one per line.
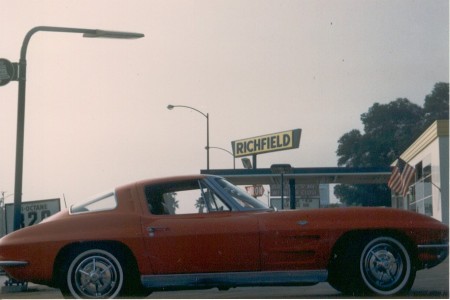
[271, 207, 447, 231]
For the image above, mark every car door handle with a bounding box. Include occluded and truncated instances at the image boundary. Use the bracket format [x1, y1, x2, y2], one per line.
[147, 226, 169, 237]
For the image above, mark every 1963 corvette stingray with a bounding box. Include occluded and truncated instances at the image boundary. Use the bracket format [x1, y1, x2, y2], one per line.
[0, 175, 448, 298]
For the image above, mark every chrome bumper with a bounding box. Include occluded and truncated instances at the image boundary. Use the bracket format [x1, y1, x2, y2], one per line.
[0, 261, 28, 267]
[417, 244, 448, 269]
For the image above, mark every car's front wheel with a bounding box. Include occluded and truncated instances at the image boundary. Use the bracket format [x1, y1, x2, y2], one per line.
[62, 248, 124, 298]
[328, 235, 416, 296]
[359, 236, 415, 295]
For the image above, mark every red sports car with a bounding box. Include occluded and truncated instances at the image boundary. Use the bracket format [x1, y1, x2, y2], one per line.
[0, 175, 448, 298]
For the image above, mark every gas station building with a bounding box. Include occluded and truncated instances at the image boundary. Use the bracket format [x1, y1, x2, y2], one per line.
[390, 120, 449, 224]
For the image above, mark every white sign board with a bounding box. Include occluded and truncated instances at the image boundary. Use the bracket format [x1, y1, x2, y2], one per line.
[5, 199, 61, 234]
[270, 183, 320, 197]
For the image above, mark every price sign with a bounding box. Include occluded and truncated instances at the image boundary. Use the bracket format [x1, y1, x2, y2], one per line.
[5, 199, 61, 234]
[245, 185, 265, 197]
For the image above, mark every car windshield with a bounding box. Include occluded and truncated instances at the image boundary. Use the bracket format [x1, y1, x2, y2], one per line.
[215, 178, 269, 210]
[70, 191, 117, 214]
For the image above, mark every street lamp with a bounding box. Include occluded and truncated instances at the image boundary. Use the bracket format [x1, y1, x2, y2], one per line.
[9, 26, 144, 231]
[209, 146, 235, 169]
[167, 104, 210, 170]
[241, 158, 253, 169]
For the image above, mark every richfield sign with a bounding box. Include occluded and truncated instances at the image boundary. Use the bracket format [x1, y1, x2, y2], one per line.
[232, 129, 301, 158]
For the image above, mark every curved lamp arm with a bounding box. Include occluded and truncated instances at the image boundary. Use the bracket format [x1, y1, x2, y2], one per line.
[167, 104, 210, 169]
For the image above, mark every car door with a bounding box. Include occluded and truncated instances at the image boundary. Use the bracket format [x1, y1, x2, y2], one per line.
[258, 210, 325, 271]
[141, 179, 260, 274]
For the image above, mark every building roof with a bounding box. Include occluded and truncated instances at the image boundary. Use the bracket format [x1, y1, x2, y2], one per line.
[400, 120, 449, 163]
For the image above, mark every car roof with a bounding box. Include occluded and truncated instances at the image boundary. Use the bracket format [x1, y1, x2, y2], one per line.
[116, 174, 220, 191]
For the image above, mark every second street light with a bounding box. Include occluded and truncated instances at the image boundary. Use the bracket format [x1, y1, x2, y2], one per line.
[4, 26, 144, 231]
[167, 104, 210, 170]
[209, 146, 235, 169]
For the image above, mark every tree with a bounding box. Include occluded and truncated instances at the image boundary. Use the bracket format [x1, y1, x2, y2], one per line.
[195, 197, 207, 213]
[360, 98, 425, 163]
[336, 129, 364, 167]
[334, 184, 391, 207]
[335, 82, 449, 206]
[337, 98, 424, 168]
[164, 192, 179, 214]
[423, 82, 449, 126]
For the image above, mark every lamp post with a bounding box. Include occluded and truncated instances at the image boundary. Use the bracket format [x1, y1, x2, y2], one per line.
[209, 146, 235, 169]
[11, 26, 144, 231]
[167, 104, 209, 170]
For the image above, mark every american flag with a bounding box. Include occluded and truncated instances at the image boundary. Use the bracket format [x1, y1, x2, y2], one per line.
[388, 158, 416, 197]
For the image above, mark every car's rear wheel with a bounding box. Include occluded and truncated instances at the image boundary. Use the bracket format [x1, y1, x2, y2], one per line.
[328, 234, 415, 296]
[62, 248, 124, 298]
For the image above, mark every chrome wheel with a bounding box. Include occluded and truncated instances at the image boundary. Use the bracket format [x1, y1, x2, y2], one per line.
[67, 249, 123, 298]
[360, 237, 411, 295]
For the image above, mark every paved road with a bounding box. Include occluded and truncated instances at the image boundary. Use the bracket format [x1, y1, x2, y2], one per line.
[1, 258, 447, 298]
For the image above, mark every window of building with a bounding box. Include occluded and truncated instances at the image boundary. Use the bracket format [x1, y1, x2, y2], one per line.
[415, 162, 423, 180]
[409, 162, 433, 217]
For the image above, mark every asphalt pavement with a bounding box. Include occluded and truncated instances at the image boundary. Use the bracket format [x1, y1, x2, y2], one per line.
[0, 258, 447, 298]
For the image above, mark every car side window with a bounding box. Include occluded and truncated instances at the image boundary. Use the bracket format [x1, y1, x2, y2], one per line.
[145, 180, 230, 215]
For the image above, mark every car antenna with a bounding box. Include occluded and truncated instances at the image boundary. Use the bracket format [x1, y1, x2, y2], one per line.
[62, 194, 67, 209]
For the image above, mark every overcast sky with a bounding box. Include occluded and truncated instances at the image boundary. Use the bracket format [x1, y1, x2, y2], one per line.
[0, 0, 448, 206]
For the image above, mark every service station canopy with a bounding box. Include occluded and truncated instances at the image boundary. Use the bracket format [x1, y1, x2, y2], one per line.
[201, 166, 391, 186]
